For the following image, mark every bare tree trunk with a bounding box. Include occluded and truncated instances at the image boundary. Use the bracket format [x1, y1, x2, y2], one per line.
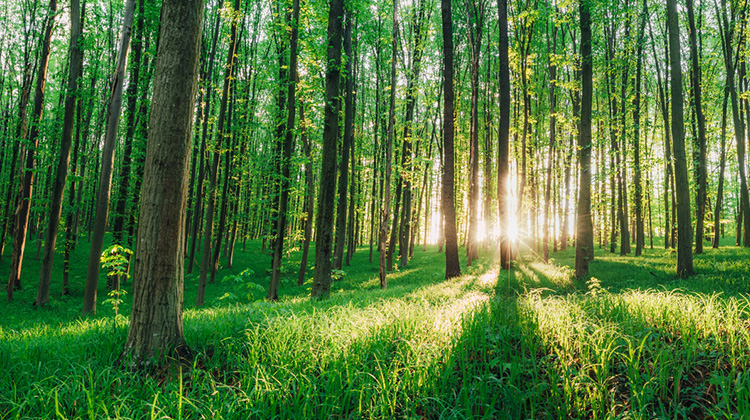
[543, 20, 557, 263]
[575, 0, 594, 278]
[297, 101, 313, 286]
[121, 0, 203, 364]
[633, 0, 647, 256]
[441, 0, 461, 278]
[714, 88, 729, 248]
[196, 0, 241, 307]
[667, 0, 694, 277]
[686, 0, 707, 254]
[36, 0, 85, 306]
[311, 0, 344, 299]
[7, 0, 56, 301]
[83, 0, 136, 314]
[497, 0, 512, 269]
[269, 0, 300, 300]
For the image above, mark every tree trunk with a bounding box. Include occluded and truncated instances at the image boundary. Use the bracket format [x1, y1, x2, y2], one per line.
[686, 0, 707, 254]
[574, 0, 594, 278]
[466, 0, 483, 266]
[543, 20, 557, 263]
[36, 0, 85, 306]
[269, 0, 300, 300]
[667, 0, 695, 277]
[633, 0, 647, 256]
[83, 0, 136, 314]
[441, 0, 461, 279]
[7, 0, 57, 301]
[311, 0, 345, 299]
[497, 0, 512, 269]
[121, 0, 203, 365]
[297, 101, 313, 286]
[333, 11, 354, 271]
[196, 0, 241, 307]
[714, 88, 729, 248]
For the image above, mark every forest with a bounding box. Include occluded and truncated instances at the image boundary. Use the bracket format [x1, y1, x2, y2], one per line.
[3, 0, 750, 417]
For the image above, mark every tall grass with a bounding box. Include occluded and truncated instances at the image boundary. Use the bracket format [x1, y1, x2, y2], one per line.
[3, 239, 750, 418]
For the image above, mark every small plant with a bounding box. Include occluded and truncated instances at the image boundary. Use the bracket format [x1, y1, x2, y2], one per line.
[221, 269, 265, 303]
[332, 269, 346, 281]
[101, 244, 132, 330]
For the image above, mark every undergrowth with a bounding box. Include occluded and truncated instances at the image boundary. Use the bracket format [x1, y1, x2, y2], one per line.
[2, 238, 750, 418]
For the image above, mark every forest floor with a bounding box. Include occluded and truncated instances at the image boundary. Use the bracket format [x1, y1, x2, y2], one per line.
[2, 236, 750, 418]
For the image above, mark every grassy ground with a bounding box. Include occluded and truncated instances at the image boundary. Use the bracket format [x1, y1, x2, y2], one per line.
[2, 235, 750, 418]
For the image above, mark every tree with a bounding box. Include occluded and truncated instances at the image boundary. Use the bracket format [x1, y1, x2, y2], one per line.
[269, 0, 301, 300]
[667, 0, 694, 277]
[441, 0, 461, 279]
[574, 0, 594, 278]
[497, 0, 512, 269]
[83, 0, 137, 315]
[35, 0, 85, 306]
[121, 0, 204, 364]
[7, 0, 57, 302]
[311, 0, 345, 299]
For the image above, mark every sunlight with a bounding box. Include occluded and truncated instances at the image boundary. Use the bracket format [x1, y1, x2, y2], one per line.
[508, 212, 519, 242]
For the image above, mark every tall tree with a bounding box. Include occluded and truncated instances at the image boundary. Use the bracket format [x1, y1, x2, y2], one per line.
[35, 0, 85, 306]
[121, 0, 204, 364]
[686, 0, 707, 254]
[6, 0, 57, 301]
[269, 0, 301, 300]
[667, 0, 694, 277]
[379, 0, 398, 289]
[83, 0, 137, 315]
[441, 0, 461, 279]
[311, 0, 345, 299]
[466, 0, 484, 266]
[574, 0, 594, 278]
[196, 0, 241, 307]
[333, 8, 355, 270]
[497, 0, 512, 269]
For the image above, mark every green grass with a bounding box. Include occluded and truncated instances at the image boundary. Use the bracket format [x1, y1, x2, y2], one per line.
[3, 235, 750, 418]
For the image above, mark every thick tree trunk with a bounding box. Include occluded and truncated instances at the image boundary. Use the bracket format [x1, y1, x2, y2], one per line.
[575, 0, 594, 278]
[36, 0, 85, 306]
[7, 0, 57, 301]
[121, 0, 203, 364]
[83, 0, 136, 314]
[311, 0, 345, 299]
[667, 0, 695, 277]
[441, 0, 461, 279]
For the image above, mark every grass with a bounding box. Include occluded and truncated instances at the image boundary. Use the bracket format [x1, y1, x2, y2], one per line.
[2, 235, 750, 418]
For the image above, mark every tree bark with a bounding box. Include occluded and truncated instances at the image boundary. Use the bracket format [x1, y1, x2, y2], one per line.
[574, 0, 594, 278]
[83, 0, 136, 314]
[686, 0, 707, 254]
[667, 0, 695, 277]
[121, 0, 203, 364]
[196, 0, 241, 307]
[7, 0, 57, 301]
[269, 0, 300, 300]
[441, 0, 461, 279]
[36, 0, 85, 306]
[497, 0, 512, 269]
[311, 0, 345, 299]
